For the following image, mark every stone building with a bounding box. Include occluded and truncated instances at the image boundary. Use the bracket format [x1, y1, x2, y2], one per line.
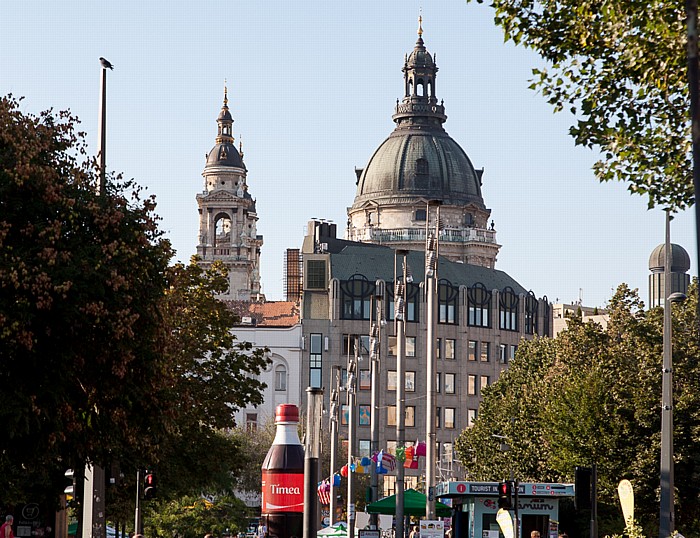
[300, 24, 552, 490]
[196, 87, 263, 300]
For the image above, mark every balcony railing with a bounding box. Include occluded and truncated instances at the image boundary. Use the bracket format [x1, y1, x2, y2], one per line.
[349, 227, 497, 245]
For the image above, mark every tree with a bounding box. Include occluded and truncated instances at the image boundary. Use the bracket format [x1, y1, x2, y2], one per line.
[470, 0, 692, 210]
[455, 283, 700, 536]
[0, 94, 173, 506]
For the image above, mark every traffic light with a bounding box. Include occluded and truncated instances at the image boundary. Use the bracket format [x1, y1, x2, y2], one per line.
[64, 469, 76, 499]
[498, 480, 512, 509]
[144, 471, 157, 500]
[575, 466, 592, 510]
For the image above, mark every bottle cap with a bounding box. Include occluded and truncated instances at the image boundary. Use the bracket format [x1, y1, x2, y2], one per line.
[275, 404, 299, 424]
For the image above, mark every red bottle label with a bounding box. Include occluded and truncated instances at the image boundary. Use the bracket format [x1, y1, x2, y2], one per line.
[261, 471, 304, 513]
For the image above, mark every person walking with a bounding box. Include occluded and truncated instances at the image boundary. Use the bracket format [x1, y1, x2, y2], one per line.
[1, 516, 14, 538]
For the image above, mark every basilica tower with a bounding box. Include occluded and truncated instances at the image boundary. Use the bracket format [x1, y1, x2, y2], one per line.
[196, 87, 263, 300]
[346, 19, 501, 268]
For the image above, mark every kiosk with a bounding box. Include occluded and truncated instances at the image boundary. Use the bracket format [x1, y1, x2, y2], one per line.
[436, 481, 574, 538]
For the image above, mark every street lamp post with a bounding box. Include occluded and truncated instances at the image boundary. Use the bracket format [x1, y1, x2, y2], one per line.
[395, 249, 409, 538]
[369, 281, 384, 528]
[329, 368, 340, 527]
[347, 339, 359, 538]
[425, 201, 441, 520]
[659, 209, 687, 538]
[304, 388, 324, 538]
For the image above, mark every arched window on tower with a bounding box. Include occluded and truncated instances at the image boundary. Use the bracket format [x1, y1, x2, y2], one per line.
[524, 291, 538, 335]
[214, 214, 232, 248]
[417, 78, 425, 96]
[499, 287, 519, 331]
[408, 79, 414, 96]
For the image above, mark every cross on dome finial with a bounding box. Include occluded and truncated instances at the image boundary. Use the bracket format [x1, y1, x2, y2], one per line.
[224, 80, 228, 106]
[418, 11, 423, 37]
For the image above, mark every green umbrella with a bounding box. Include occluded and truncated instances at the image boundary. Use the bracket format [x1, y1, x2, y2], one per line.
[366, 489, 452, 517]
[318, 522, 349, 537]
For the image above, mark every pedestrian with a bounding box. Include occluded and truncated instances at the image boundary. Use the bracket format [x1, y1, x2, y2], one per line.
[530, 532, 540, 538]
[558, 533, 569, 538]
[1, 516, 14, 538]
[409, 526, 418, 538]
[257, 521, 267, 538]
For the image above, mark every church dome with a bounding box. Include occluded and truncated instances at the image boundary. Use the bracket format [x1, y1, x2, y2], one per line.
[206, 142, 244, 169]
[648, 243, 691, 272]
[353, 129, 484, 207]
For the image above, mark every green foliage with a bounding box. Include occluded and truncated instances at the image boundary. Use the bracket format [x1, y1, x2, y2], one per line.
[145, 495, 250, 538]
[469, 0, 692, 210]
[455, 282, 700, 536]
[0, 94, 173, 506]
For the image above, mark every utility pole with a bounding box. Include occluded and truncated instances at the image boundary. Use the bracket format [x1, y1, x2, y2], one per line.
[304, 388, 324, 538]
[134, 469, 143, 535]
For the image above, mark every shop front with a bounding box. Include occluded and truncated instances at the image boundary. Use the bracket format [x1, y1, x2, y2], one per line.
[435, 481, 574, 538]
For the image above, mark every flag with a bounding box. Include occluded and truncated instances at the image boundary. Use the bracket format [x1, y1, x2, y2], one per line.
[380, 450, 396, 471]
[318, 480, 331, 505]
[415, 440, 426, 457]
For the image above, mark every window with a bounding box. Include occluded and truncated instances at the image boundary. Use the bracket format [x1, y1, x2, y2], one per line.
[468, 282, 491, 327]
[341, 404, 349, 425]
[510, 345, 518, 361]
[246, 413, 257, 432]
[480, 342, 490, 362]
[436, 372, 441, 394]
[359, 439, 371, 458]
[275, 365, 287, 391]
[442, 443, 453, 464]
[406, 371, 416, 392]
[415, 209, 427, 221]
[388, 283, 420, 322]
[387, 406, 416, 427]
[500, 286, 519, 331]
[360, 370, 371, 390]
[387, 440, 397, 455]
[388, 335, 416, 356]
[340, 275, 375, 320]
[444, 373, 455, 394]
[436, 338, 441, 360]
[306, 259, 327, 289]
[436, 407, 441, 428]
[341, 368, 348, 389]
[499, 343, 508, 364]
[525, 291, 538, 335]
[468, 340, 477, 361]
[468, 375, 477, 395]
[310, 333, 322, 388]
[388, 371, 415, 392]
[444, 408, 456, 429]
[359, 405, 371, 426]
[445, 339, 455, 360]
[480, 376, 490, 394]
[467, 409, 477, 427]
[343, 334, 370, 358]
[541, 298, 551, 337]
[438, 280, 459, 324]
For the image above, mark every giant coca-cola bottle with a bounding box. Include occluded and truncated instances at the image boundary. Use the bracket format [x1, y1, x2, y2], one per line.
[261, 404, 304, 538]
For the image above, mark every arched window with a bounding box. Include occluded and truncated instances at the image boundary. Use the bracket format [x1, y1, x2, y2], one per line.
[417, 78, 425, 96]
[499, 287, 519, 331]
[438, 279, 459, 324]
[214, 214, 231, 247]
[340, 274, 375, 320]
[467, 282, 491, 327]
[541, 296, 551, 337]
[275, 365, 287, 391]
[387, 281, 420, 322]
[524, 291, 538, 335]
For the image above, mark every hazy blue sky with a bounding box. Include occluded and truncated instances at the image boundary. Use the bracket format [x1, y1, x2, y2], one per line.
[3, 0, 696, 307]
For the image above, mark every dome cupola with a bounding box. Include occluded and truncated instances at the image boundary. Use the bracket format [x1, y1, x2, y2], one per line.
[205, 85, 245, 170]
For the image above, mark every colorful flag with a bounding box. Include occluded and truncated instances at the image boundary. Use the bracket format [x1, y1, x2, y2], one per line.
[317, 480, 331, 505]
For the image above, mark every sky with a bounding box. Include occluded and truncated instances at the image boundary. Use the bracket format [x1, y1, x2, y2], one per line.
[2, 0, 697, 308]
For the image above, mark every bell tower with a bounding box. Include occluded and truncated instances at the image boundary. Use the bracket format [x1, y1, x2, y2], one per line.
[196, 86, 263, 300]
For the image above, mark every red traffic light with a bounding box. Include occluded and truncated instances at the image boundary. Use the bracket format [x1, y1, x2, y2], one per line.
[144, 471, 157, 499]
[498, 481, 512, 509]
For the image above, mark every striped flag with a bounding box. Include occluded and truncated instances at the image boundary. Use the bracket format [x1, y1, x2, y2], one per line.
[317, 480, 331, 505]
[380, 450, 397, 471]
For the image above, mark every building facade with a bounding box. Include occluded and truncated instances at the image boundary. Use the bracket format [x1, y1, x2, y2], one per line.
[196, 87, 263, 301]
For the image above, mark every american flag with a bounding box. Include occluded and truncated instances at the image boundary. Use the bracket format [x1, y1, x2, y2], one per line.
[380, 450, 396, 471]
[317, 480, 331, 505]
